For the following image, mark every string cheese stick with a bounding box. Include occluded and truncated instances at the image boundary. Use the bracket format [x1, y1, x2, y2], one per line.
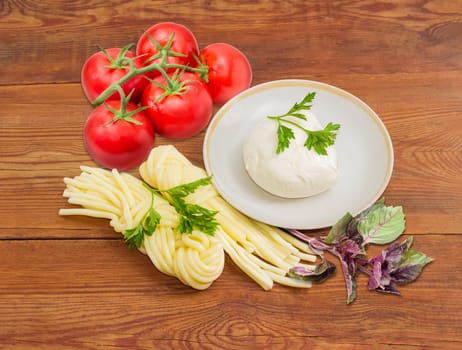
[269, 273, 313, 289]
[63, 189, 120, 215]
[58, 208, 119, 222]
[216, 229, 273, 290]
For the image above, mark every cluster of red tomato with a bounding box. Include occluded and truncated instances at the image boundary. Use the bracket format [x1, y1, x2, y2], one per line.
[80, 22, 252, 170]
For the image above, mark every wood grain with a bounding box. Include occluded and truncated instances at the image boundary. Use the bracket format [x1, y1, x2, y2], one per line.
[1, 0, 461, 349]
[0, 236, 460, 349]
[1, 1, 462, 85]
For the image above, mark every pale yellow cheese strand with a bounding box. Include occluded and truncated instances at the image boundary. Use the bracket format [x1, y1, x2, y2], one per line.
[143, 227, 224, 290]
[269, 273, 313, 288]
[208, 196, 307, 269]
[215, 229, 273, 291]
[139, 145, 318, 290]
[59, 165, 224, 290]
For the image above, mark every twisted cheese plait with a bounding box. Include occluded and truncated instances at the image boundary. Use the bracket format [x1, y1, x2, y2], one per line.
[59, 166, 224, 290]
[139, 145, 318, 290]
[144, 226, 224, 290]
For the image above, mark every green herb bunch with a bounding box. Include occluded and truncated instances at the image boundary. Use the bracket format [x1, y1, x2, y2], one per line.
[285, 199, 433, 304]
[123, 177, 219, 250]
[267, 92, 341, 156]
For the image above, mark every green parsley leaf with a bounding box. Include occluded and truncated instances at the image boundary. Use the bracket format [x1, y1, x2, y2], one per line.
[144, 206, 162, 234]
[163, 177, 218, 236]
[267, 92, 341, 156]
[123, 177, 219, 251]
[165, 177, 212, 198]
[176, 201, 219, 235]
[287, 91, 315, 115]
[304, 122, 341, 156]
[123, 192, 161, 250]
[276, 124, 295, 154]
[123, 224, 145, 250]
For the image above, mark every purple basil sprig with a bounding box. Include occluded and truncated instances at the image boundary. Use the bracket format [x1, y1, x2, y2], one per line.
[366, 236, 433, 294]
[285, 198, 433, 304]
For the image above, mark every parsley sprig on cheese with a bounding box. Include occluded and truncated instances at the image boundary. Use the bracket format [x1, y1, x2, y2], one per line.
[267, 92, 341, 156]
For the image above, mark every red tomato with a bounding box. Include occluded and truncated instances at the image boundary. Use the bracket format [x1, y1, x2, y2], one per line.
[84, 101, 155, 171]
[81, 46, 148, 104]
[141, 72, 213, 139]
[136, 22, 199, 75]
[201, 43, 252, 105]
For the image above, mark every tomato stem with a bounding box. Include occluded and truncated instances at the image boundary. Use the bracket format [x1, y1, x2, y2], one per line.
[92, 60, 208, 107]
[91, 34, 209, 107]
[105, 85, 148, 125]
[147, 69, 193, 102]
[99, 43, 134, 70]
[92, 61, 160, 107]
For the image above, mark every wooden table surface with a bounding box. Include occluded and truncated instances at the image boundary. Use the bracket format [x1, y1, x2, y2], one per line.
[1, 1, 461, 349]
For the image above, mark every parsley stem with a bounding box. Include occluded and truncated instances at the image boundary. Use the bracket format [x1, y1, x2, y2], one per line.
[266, 92, 340, 156]
[142, 178, 218, 236]
[268, 116, 312, 135]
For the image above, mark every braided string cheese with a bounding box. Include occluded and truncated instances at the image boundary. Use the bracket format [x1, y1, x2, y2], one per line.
[139, 145, 319, 290]
[58, 166, 224, 290]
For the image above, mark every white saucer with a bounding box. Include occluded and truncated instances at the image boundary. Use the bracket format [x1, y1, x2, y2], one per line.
[203, 79, 394, 229]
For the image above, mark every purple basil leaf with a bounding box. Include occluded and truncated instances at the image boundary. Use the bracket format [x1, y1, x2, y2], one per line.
[357, 204, 406, 246]
[340, 256, 358, 304]
[346, 198, 387, 244]
[323, 212, 352, 244]
[289, 257, 336, 283]
[382, 240, 409, 265]
[366, 236, 433, 294]
[368, 254, 386, 290]
[368, 250, 400, 294]
[391, 264, 426, 284]
[283, 228, 331, 252]
[375, 283, 401, 295]
[283, 228, 359, 300]
[399, 238, 434, 268]
[367, 253, 398, 292]
[390, 238, 433, 284]
[309, 238, 333, 252]
[343, 239, 365, 257]
[331, 246, 358, 304]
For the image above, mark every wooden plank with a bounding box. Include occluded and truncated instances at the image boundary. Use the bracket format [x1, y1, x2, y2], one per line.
[1, 1, 462, 85]
[1, 1, 462, 348]
[0, 236, 459, 349]
[1, 70, 461, 237]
